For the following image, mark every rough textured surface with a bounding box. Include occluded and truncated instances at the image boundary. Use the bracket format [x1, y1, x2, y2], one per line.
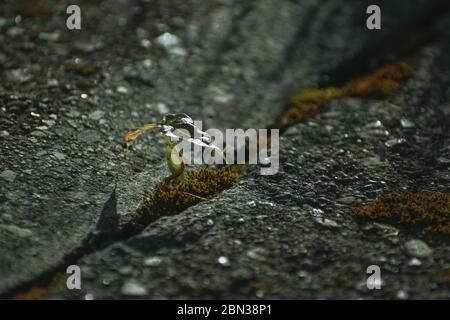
[52, 41, 450, 298]
[1, 0, 449, 298]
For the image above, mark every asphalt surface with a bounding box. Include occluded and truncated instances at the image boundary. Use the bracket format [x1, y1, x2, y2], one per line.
[0, 0, 449, 299]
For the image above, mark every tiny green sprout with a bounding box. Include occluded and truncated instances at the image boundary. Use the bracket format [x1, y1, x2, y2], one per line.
[124, 113, 225, 184]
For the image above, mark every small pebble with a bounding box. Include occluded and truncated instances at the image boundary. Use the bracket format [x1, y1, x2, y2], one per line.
[0, 169, 17, 183]
[143, 256, 162, 267]
[405, 239, 433, 258]
[120, 281, 148, 296]
[218, 256, 230, 266]
[116, 86, 128, 94]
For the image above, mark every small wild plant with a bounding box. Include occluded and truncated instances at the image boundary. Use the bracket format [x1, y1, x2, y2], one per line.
[124, 113, 225, 184]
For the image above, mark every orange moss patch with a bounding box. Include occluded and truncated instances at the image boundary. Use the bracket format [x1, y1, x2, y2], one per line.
[126, 167, 240, 232]
[13, 273, 66, 300]
[249, 278, 273, 291]
[64, 63, 97, 76]
[352, 189, 450, 235]
[274, 62, 414, 129]
[341, 61, 413, 96]
[17, 0, 55, 18]
[432, 269, 450, 285]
